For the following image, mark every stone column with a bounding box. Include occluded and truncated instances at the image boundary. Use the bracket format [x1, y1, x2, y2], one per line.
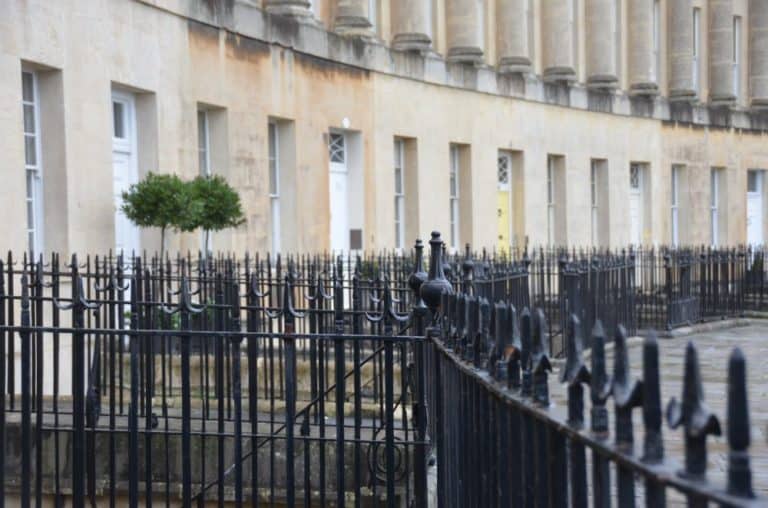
[391, 0, 433, 52]
[335, 0, 374, 36]
[541, 0, 576, 82]
[709, 0, 735, 105]
[668, 0, 695, 101]
[585, 0, 618, 88]
[750, 0, 768, 108]
[497, 0, 531, 73]
[264, 0, 314, 19]
[445, 0, 485, 64]
[627, 0, 657, 94]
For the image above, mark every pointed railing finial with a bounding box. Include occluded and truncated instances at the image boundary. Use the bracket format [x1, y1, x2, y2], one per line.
[726, 347, 754, 499]
[642, 332, 664, 464]
[667, 342, 721, 480]
[590, 320, 611, 435]
[561, 314, 590, 428]
[611, 325, 643, 452]
[520, 307, 533, 397]
[420, 231, 453, 315]
[531, 308, 551, 407]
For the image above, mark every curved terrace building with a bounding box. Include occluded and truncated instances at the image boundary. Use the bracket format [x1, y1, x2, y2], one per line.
[2, 0, 768, 254]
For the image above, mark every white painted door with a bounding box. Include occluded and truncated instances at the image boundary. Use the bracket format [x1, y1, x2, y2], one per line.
[629, 164, 643, 246]
[329, 133, 349, 252]
[747, 170, 764, 246]
[112, 91, 140, 256]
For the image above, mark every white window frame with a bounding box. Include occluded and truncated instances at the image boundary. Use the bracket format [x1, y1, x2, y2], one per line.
[671, 166, 680, 247]
[711, 169, 720, 246]
[394, 139, 405, 250]
[570, 0, 578, 68]
[198, 110, 211, 177]
[368, 0, 377, 31]
[590, 161, 599, 246]
[269, 122, 281, 254]
[22, 69, 44, 256]
[449, 145, 460, 249]
[733, 16, 742, 100]
[614, 0, 621, 78]
[693, 7, 701, 93]
[547, 157, 556, 246]
[198, 110, 213, 254]
[653, 0, 661, 82]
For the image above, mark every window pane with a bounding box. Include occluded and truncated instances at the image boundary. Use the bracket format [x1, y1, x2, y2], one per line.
[113, 102, 125, 139]
[23, 104, 35, 133]
[22, 72, 34, 102]
[269, 159, 278, 195]
[199, 150, 207, 177]
[329, 133, 345, 163]
[27, 199, 34, 229]
[394, 167, 403, 194]
[497, 155, 510, 185]
[26, 171, 34, 199]
[25, 136, 36, 165]
[671, 168, 678, 204]
[547, 165, 553, 204]
[269, 123, 277, 158]
[748, 171, 759, 192]
[198, 111, 208, 152]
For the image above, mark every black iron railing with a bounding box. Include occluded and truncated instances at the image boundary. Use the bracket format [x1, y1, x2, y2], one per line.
[0, 234, 766, 506]
[430, 271, 762, 507]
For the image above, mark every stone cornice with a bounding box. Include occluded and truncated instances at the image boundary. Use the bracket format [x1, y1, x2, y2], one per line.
[135, 0, 767, 131]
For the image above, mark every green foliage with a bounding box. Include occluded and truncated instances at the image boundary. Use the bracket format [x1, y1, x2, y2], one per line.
[121, 172, 244, 257]
[120, 172, 198, 233]
[189, 175, 246, 232]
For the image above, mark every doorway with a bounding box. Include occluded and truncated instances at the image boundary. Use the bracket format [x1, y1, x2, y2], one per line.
[747, 170, 764, 246]
[111, 90, 140, 256]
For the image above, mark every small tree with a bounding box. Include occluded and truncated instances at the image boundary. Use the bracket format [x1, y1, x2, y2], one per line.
[190, 175, 246, 255]
[121, 172, 197, 259]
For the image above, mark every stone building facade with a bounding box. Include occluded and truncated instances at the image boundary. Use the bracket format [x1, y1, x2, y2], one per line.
[2, 0, 768, 255]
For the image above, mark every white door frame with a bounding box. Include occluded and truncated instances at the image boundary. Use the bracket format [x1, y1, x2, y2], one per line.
[629, 163, 644, 246]
[111, 90, 140, 256]
[329, 131, 349, 252]
[747, 170, 764, 246]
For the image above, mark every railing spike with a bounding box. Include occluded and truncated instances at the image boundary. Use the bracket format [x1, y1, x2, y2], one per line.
[611, 325, 643, 452]
[726, 347, 754, 499]
[667, 341, 721, 480]
[590, 320, 611, 435]
[641, 332, 664, 464]
[531, 308, 551, 407]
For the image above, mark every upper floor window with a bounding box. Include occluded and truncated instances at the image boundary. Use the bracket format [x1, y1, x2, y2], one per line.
[734, 16, 742, 99]
[653, 0, 661, 82]
[693, 7, 701, 93]
[368, 0, 377, 32]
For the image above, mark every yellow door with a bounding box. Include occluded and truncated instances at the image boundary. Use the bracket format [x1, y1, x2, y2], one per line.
[497, 190, 510, 254]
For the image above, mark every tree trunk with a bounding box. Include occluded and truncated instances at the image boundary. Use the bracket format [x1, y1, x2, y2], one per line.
[160, 226, 166, 261]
